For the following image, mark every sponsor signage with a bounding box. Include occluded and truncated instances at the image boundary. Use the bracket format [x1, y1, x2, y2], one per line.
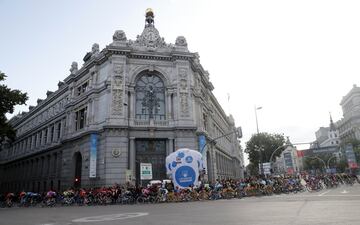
[198, 135, 207, 172]
[166, 148, 205, 188]
[259, 162, 271, 175]
[89, 133, 98, 178]
[140, 163, 153, 180]
[284, 152, 294, 168]
[345, 145, 358, 169]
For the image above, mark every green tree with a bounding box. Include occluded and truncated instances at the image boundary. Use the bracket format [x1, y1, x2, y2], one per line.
[0, 71, 28, 148]
[303, 153, 331, 171]
[245, 132, 286, 175]
[303, 152, 348, 173]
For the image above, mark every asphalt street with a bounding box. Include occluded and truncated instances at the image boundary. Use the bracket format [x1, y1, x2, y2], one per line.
[1, 184, 360, 225]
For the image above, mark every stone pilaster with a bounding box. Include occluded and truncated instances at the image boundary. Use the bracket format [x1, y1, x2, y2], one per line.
[129, 137, 136, 179]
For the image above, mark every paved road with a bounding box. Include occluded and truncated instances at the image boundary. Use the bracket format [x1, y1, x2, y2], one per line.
[1, 184, 360, 225]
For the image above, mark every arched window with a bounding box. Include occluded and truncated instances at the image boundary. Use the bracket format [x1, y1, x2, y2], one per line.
[135, 72, 165, 120]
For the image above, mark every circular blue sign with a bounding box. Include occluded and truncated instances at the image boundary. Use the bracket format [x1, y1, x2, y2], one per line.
[172, 161, 177, 168]
[175, 166, 196, 188]
[177, 152, 185, 158]
[185, 156, 193, 163]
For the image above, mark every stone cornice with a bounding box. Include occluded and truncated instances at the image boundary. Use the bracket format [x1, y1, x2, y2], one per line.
[13, 112, 66, 142]
[10, 85, 69, 127]
[12, 84, 108, 140]
[106, 46, 194, 62]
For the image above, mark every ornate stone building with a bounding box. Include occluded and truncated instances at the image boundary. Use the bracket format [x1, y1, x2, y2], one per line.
[337, 84, 360, 142]
[0, 9, 244, 193]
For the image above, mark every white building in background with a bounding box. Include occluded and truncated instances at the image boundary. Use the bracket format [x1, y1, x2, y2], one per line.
[273, 140, 303, 174]
[313, 115, 340, 148]
[337, 84, 360, 142]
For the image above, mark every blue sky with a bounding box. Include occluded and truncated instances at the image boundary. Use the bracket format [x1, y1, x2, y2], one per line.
[2, 1, 360, 164]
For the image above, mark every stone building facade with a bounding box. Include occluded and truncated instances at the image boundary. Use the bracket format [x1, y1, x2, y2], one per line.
[313, 116, 340, 148]
[337, 84, 360, 142]
[0, 10, 244, 193]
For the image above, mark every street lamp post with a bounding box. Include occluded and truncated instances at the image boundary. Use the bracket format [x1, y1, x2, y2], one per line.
[200, 127, 242, 181]
[124, 102, 130, 170]
[254, 106, 262, 134]
[254, 106, 264, 175]
[304, 155, 326, 173]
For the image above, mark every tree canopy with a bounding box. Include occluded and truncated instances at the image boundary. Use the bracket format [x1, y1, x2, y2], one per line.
[245, 132, 286, 175]
[0, 71, 28, 147]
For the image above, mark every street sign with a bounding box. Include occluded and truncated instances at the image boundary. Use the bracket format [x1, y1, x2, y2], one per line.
[140, 163, 153, 180]
[263, 162, 271, 175]
[345, 144, 359, 169]
[259, 162, 271, 175]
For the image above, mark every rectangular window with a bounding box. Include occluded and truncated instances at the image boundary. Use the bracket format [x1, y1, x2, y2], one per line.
[76, 81, 88, 96]
[57, 122, 61, 139]
[44, 129, 48, 145]
[75, 107, 87, 131]
[50, 125, 54, 142]
[29, 137, 32, 150]
[34, 134, 37, 148]
[39, 132, 42, 146]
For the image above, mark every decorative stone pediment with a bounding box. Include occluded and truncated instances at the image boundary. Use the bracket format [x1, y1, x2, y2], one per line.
[132, 26, 168, 51]
[127, 9, 172, 52]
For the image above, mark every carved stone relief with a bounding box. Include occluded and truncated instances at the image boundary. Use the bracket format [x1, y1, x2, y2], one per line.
[112, 64, 124, 115]
[113, 30, 127, 42]
[113, 76, 123, 90]
[70, 62, 78, 74]
[132, 26, 168, 51]
[180, 79, 187, 92]
[92, 43, 99, 55]
[178, 67, 189, 116]
[112, 90, 123, 115]
[180, 93, 190, 116]
[114, 64, 123, 76]
[179, 68, 187, 78]
[175, 36, 188, 47]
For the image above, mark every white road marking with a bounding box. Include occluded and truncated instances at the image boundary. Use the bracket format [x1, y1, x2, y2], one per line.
[321, 195, 360, 197]
[318, 190, 331, 196]
[72, 212, 149, 223]
[341, 190, 348, 194]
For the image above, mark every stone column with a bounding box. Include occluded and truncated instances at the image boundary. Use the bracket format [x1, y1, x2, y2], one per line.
[47, 126, 51, 144]
[31, 135, 35, 150]
[129, 137, 136, 179]
[168, 138, 174, 154]
[40, 130, 44, 146]
[36, 132, 40, 148]
[129, 90, 135, 120]
[60, 119, 65, 138]
[167, 93, 172, 120]
[54, 123, 58, 142]
[87, 100, 92, 125]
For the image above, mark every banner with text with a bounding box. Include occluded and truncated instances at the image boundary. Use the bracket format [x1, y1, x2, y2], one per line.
[166, 148, 205, 189]
[89, 133, 98, 178]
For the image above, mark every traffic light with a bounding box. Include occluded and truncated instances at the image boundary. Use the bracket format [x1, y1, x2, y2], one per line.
[74, 177, 80, 187]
